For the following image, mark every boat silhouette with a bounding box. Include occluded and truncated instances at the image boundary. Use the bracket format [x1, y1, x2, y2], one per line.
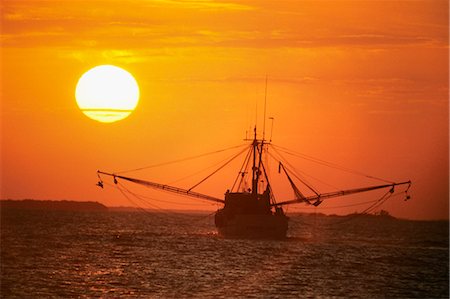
[97, 126, 411, 239]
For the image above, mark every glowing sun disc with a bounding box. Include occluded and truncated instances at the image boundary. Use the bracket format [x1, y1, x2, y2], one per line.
[75, 65, 140, 123]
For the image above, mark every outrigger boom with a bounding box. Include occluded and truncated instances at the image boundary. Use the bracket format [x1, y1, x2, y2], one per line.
[272, 181, 412, 207]
[98, 171, 411, 208]
[97, 171, 225, 204]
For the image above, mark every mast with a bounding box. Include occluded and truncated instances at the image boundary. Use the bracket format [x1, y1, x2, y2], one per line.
[250, 129, 267, 197]
[263, 75, 268, 141]
[251, 127, 258, 196]
[252, 76, 268, 196]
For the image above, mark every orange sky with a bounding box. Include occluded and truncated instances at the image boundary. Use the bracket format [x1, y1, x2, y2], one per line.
[1, 0, 448, 220]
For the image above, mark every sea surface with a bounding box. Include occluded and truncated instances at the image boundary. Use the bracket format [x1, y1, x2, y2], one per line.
[1, 209, 448, 298]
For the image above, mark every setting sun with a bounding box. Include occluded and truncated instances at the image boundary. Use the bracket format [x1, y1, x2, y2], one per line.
[75, 65, 139, 123]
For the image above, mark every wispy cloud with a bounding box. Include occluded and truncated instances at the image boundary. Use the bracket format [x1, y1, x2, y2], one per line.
[145, 0, 254, 10]
[2, 0, 447, 51]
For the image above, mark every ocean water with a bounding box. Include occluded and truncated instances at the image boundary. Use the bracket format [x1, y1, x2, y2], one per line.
[1, 209, 448, 298]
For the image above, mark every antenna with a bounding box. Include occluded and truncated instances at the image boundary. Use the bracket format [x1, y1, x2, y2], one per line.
[263, 75, 268, 141]
[269, 117, 274, 142]
[255, 97, 258, 137]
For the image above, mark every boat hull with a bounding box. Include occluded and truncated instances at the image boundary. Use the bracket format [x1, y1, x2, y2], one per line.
[215, 213, 288, 239]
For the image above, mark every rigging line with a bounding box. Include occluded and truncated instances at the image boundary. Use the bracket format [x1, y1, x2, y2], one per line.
[271, 144, 394, 184]
[319, 189, 395, 226]
[286, 192, 404, 210]
[269, 145, 341, 191]
[290, 200, 378, 211]
[124, 186, 214, 207]
[107, 181, 216, 228]
[269, 147, 319, 193]
[268, 148, 320, 195]
[168, 144, 251, 186]
[262, 146, 271, 196]
[117, 183, 195, 235]
[278, 162, 308, 201]
[118, 182, 195, 217]
[188, 146, 249, 192]
[99, 171, 225, 204]
[134, 186, 216, 206]
[287, 191, 404, 227]
[119, 183, 219, 227]
[364, 191, 403, 214]
[364, 194, 393, 214]
[115, 144, 247, 174]
[115, 183, 158, 215]
[256, 139, 265, 192]
[259, 157, 277, 204]
[237, 145, 254, 192]
[118, 180, 219, 209]
[231, 145, 253, 192]
[118, 182, 166, 212]
[359, 188, 393, 215]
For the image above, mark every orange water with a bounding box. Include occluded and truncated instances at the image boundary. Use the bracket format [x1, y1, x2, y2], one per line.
[1, 210, 448, 298]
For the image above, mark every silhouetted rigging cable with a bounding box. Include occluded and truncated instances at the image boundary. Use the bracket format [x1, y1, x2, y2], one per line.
[271, 144, 394, 184]
[286, 192, 404, 211]
[168, 145, 252, 186]
[323, 189, 396, 226]
[114, 182, 159, 215]
[115, 144, 247, 174]
[269, 147, 342, 191]
[119, 181, 179, 213]
[115, 185, 196, 234]
[117, 181, 218, 226]
[259, 157, 277, 204]
[268, 147, 321, 195]
[105, 181, 219, 229]
[231, 145, 253, 192]
[122, 185, 214, 207]
[360, 187, 394, 214]
[188, 146, 249, 192]
[286, 191, 405, 227]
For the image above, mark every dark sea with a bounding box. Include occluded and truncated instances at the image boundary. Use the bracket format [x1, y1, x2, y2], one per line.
[1, 209, 448, 298]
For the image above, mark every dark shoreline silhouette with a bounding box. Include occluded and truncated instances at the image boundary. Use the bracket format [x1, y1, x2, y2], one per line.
[0, 199, 413, 219]
[0, 199, 107, 212]
[1, 199, 447, 222]
[0, 199, 394, 219]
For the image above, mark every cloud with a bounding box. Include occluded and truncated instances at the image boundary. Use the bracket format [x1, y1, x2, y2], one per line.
[1, 0, 253, 22]
[1, 0, 447, 52]
[61, 49, 144, 64]
[145, 0, 254, 10]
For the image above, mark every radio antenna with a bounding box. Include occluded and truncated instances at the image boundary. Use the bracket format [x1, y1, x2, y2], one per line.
[263, 75, 268, 141]
[255, 97, 258, 136]
[269, 117, 274, 142]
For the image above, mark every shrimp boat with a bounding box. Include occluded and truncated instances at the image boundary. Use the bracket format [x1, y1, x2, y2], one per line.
[97, 127, 411, 239]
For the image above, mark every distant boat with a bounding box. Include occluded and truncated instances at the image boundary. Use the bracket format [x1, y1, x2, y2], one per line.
[97, 126, 411, 239]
